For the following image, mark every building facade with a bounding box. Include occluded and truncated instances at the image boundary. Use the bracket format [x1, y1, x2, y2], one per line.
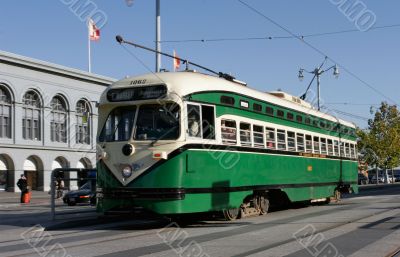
[0, 51, 115, 192]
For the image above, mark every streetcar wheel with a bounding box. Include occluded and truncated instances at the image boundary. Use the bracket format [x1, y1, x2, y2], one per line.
[334, 189, 341, 201]
[222, 208, 239, 221]
[258, 196, 269, 215]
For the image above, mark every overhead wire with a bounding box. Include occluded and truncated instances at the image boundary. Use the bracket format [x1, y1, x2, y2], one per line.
[237, 0, 397, 107]
[324, 108, 370, 121]
[325, 102, 381, 106]
[160, 24, 400, 43]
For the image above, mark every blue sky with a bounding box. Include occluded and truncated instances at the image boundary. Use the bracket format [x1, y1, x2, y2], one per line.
[1, 0, 399, 128]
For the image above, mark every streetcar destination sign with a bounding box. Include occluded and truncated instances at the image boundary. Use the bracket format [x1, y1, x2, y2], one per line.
[107, 85, 167, 102]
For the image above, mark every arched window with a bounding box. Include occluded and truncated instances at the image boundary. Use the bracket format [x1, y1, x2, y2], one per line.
[50, 96, 68, 143]
[76, 100, 91, 145]
[0, 85, 12, 138]
[22, 90, 41, 140]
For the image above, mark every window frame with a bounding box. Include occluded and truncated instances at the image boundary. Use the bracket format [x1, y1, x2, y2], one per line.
[265, 127, 276, 149]
[252, 124, 264, 148]
[239, 122, 252, 147]
[76, 99, 91, 145]
[186, 103, 203, 139]
[221, 119, 237, 145]
[277, 129, 286, 150]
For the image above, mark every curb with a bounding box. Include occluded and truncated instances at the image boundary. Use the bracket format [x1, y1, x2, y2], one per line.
[359, 183, 400, 191]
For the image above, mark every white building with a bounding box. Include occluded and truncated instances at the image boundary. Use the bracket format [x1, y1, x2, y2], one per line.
[0, 50, 116, 192]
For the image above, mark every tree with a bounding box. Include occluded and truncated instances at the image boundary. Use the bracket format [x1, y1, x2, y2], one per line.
[357, 102, 400, 182]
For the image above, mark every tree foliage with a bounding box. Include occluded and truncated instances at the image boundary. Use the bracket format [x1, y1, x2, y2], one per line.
[357, 102, 400, 169]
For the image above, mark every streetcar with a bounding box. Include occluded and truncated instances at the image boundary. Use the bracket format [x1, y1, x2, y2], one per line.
[95, 71, 358, 220]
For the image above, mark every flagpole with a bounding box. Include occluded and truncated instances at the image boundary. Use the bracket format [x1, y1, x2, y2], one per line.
[88, 19, 92, 73]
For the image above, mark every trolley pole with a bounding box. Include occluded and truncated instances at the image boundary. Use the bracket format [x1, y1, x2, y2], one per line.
[155, 0, 161, 72]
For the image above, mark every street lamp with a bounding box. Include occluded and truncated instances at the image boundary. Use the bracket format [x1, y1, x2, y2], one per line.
[298, 57, 339, 111]
[126, 0, 162, 72]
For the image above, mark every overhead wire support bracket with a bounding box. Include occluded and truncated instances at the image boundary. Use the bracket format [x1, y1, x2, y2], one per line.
[116, 35, 241, 84]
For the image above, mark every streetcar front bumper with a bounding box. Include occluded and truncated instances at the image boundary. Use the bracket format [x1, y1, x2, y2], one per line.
[96, 187, 185, 200]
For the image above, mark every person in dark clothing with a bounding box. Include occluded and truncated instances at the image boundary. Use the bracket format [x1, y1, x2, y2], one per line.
[17, 175, 28, 203]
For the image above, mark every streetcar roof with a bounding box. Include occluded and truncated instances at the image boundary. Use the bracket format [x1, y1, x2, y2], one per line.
[103, 71, 355, 128]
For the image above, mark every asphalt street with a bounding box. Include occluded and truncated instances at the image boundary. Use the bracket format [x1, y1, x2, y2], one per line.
[0, 185, 399, 257]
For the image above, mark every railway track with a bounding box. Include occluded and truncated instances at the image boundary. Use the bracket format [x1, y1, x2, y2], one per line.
[3, 193, 399, 257]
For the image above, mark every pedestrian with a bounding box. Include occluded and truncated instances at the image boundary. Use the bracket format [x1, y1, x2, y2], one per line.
[16, 174, 28, 203]
[56, 177, 65, 198]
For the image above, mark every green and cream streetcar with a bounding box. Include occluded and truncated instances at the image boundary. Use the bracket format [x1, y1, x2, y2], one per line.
[96, 71, 358, 220]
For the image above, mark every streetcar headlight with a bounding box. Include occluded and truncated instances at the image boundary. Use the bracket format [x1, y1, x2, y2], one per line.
[122, 165, 133, 178]
[122, 144, 135, 156]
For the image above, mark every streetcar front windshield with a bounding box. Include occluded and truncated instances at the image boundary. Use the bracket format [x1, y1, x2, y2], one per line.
[134, 103, 180, 140]
[98, 106, 136, 142]
[98, 103, 180, 142]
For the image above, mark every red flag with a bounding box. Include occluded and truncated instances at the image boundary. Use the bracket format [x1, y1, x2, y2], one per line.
[89, 19, 100, 41]
[173, 50, 180, 71]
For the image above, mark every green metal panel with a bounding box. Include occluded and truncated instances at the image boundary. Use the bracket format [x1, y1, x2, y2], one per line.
[97, 148, 358, 214]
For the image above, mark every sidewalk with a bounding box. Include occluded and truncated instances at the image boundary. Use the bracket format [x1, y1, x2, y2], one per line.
[0, 191, 50, 205]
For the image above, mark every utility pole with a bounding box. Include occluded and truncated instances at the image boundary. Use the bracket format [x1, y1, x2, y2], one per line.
[155, 0, 161, 72]
[298, 57, 339, 111]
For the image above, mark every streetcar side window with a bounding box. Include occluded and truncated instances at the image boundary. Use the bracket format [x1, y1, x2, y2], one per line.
[305, 135, 313, 153]
[297, 133, 305, 152]
[354, 144, 358, 158]
[221, 119, 237, 145]
[296, 115, 303, 123]
[187, 104, 201, 138]
[277, 129, 286, 150]
[201, 105, 215, 140]
[320, 138, 327, 154]
[327, 139, 334, 156]
[253, 125, 264, 148]
[266, 106, 274, 116]
[253, 103, 262, 112]
[220, 96, 235, 106]
[340, 142, 345, 157]
[266, 127, 276, 149]
[277, 110, 284, 118]
[287, 131, 296, 151]
[240, 122, 252, 147]
[350, 143, 356, 159]
[313, 136, 320, 153]
[287, 113, 294, 121]
[345, 143, 350, 157]
[334, 140, 339, 156]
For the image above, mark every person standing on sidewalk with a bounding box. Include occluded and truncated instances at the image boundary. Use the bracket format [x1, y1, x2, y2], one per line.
[17, 175, 28, 203]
